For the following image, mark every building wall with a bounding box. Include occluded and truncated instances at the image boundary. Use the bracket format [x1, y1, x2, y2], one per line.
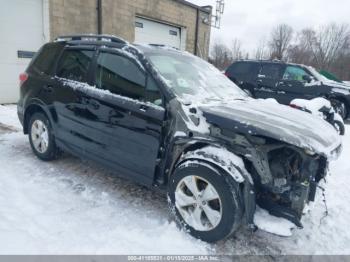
[49, 0, 211, 58]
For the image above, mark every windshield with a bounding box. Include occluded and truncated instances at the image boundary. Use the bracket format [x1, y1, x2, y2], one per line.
[145, 50, 247, 102]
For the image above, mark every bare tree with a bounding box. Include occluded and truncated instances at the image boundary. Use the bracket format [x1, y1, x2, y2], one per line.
[254, 39, 268, 60]
[307, 23, 349, 70]
[210, 41, 233, 70]
[269, 24, 294, 60]
[231, 38, 243, 61]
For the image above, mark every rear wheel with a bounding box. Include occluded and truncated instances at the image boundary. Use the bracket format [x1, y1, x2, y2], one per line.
[29, 112, 60, 161]
[168, 162, 243, 242]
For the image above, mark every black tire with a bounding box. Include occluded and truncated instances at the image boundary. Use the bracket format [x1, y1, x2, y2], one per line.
[334, 120, 345, 136]
[168, 161, 243, 243]
[28, 112, 60, 161]
[331, 99, 348, 120]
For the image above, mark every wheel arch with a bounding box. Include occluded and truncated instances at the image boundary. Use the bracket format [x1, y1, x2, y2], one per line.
[173, 145, 253, 185]
[170, 146, 256, 229]
[23, 102, 52, 134]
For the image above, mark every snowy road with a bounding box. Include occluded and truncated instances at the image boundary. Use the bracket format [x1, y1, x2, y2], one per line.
[0, 104, 349, 255]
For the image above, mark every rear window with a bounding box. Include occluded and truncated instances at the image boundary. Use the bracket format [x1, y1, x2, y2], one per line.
[30, 43, 64, 75]
[56, 49, 94, 82]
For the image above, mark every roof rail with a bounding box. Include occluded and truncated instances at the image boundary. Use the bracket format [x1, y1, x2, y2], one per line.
[55, 34, 128, 44]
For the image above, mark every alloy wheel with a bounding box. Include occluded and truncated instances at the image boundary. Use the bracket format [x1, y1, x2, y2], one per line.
[31, 120, 49, 154]
[175, 175, 223, 231]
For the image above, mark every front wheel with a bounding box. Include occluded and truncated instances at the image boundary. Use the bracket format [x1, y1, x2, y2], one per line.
[168, 162, 243, 243]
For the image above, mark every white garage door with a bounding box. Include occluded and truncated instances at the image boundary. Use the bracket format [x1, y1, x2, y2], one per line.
[0, 0, 45, 103]
[134, 17, 182, 50]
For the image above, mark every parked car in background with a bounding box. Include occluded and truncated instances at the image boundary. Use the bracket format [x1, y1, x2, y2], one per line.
[225, 60, 350, 119]
[17, 35, 342, 242]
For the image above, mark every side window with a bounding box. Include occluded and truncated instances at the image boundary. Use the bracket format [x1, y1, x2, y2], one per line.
[31, 43, 64, 75]
[228, 62, 257, 78]
[56, 49, 94, 82]
[96, 52, 162, 105]
[283, 66, 312, 81]
[260, 64, 282, 80]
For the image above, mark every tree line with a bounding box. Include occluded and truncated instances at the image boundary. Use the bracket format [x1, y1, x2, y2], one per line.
[210, 23, 350, 81]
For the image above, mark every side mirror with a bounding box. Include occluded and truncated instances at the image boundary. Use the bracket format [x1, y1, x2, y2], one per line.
[302, 75, 312, 83]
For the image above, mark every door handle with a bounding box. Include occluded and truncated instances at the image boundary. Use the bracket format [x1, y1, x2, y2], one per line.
[139, 105, 149, 112]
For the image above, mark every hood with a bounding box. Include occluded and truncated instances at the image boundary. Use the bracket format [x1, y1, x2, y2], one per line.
[200, 99, 342, 158]
[323, 80, 350, 92]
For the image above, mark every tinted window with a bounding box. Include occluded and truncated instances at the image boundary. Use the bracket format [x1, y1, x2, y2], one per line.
[260, 64, 282, 79]
[227, 62, 256, 75]
[31, 43, 64, 75]
[56, 49, 94, 82]
[283, 66, 312, 81]
[96, 52, 162, 105]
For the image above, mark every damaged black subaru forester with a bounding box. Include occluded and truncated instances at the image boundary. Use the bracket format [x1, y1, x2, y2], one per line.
[17, 35, 342, 242]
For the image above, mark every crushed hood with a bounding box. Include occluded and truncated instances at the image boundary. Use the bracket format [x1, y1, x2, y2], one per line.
[200, 99, 342, 158]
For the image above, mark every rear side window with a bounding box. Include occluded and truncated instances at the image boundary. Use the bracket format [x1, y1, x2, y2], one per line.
[56, 49, 94, 82]
[95, 52, 162, 104]
[30, 43, 63, 75]
[226, 62, 259, 81]
[260, 64, 282, 80]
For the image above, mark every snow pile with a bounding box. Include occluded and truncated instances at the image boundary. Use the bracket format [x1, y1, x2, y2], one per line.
[254, 207, 296, 237]
[290, 97, 331, 115]
[0, 137, 210, 254]
[0, 104, 20, 129]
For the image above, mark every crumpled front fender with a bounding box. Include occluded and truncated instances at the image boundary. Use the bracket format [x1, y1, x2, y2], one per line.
[177, 145, 253, 184]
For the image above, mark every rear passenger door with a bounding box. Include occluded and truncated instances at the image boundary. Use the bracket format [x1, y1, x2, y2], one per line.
[254, 63, 283, 100]
[83, 49, 165, 186]
[52, 47, 96, 155]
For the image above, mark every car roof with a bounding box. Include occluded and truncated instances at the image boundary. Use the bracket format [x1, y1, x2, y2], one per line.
[53, 34, 189, 58]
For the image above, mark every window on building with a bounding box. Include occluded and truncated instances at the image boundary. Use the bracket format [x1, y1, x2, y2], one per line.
[283, 66, 312, 81]
[96, 52, 162, 105]
[56, 49, 94, 82]
[169, 30, 178, 36]
[135, 22, 143, 28]
[260, 64, 282, 79]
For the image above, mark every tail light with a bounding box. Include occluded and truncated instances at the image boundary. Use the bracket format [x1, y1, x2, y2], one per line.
[289, 104, 302, 110]
[19, 73, 28, 86]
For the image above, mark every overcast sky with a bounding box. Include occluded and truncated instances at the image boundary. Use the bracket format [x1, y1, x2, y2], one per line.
[187, 0, 350, 55]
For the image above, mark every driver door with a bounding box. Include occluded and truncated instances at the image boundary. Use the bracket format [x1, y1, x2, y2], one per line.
[276, 65, 317, 104]
[82, 49, 165, 186]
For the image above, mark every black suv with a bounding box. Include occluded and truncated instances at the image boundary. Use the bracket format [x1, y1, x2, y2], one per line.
[18, 35, 342, 242]
[225, 60, 350, 119]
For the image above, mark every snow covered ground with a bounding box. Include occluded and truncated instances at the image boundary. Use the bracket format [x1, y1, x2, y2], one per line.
[0, 104, 350, 255]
